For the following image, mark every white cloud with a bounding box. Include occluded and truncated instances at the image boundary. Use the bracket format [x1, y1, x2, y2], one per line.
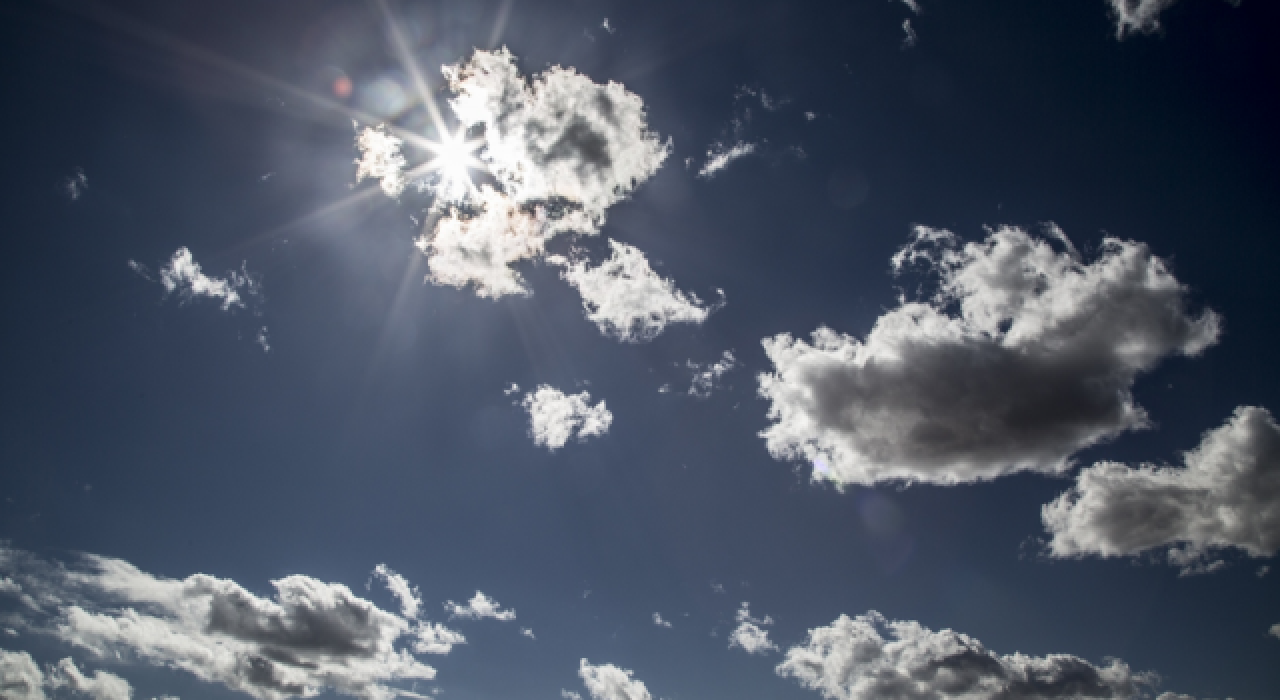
[697, 142, 756, 179]
[49, 658, 133, 700]
[901, 19, 918, 49]
[898, 0, 922, 14]
[652, 613, 671, 629]
[1042, 405, 1280, 574]
[520, 627, 536, 640]
[0, 547, 442, 700]
[1270, 624, 1280, 641]
[550, 241, 719, 342]
[577, 660, 652, 700]
[601, 18, 616, 34]
[355, 123, 409, 197]
[758, 224, 1221, 487]
[777, 611, 1170, 699]
[410, 621, 466, 655]
[561, 690, 583, 700]
[521, 386, 613, 450]
[728, 603, 777, 655]
[157, 248, 258, 312]
[373, 564, 421, 619]
[64, 168, 88, 201]
[444, 591, 516, 621]
[1108, 0, 1179, 38]
[0, 649, 46, 700]
[688, 351, 737, 398]
[256, 327, 270, 353]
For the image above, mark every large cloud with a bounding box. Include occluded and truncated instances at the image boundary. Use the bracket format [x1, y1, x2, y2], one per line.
[776, 611, 1178, 699]
[1042, 405, 1280, 574]
[521, 386, 613, 450]
[549, 241, 719, 342]
[577, 660, 652, 700]
[0, 546, 464, 700]
[758, 225, 1220, 486]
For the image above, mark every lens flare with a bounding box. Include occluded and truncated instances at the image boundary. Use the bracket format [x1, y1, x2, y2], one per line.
[423, 126, 484, 201]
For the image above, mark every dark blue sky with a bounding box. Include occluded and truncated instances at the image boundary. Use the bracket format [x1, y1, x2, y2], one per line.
[1, 1, 1278, 699]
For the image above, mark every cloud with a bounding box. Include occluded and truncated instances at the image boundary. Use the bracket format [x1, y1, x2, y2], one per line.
[901, 19, 918, 49]
[49, 658, 133, 700]
[0, 649, 46, 700]
[354, 123, 409, 197]
[777, 611, 1173, 699]
[758, 224, 1221, 487]
[444, 591, 516, 621]
[1270, 624, 1280, 641]
[1042, 405, 1280, 575]
[697, 142, 757, 179]
[550, 241, 719, 342]
[728, 603, 777, 655]
[561, 690, 583, 700]
[521, 386, 613, 450]
[64, 168, 88, 201]
[652, 613, 671, 629]
[155, 248, 259, 312]
[577, 660, 652, 700]
[372, 565, 420, 619]
[688, 351, 737, 398]
[1108, 0, 1179, 39]
[520, 627, 536, 640]
[898, 0, 922, 14]
[0, 546, 446, 700]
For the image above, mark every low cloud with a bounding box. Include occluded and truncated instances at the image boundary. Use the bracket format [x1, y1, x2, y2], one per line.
[577, 660, 652, 700]
[1043, 405, 1280, 575]
[758, 224, 1220, 486]
[688, 351, 737, 398]
[777, 611, 1178, 699]
[1108, 0, 1179, 38]
[0, 546, 458, 700]
[444, 591, 516, 621]
[521, 386, 613, 450]
[550, 241, 719, 342]
[728, 603, 777, 655]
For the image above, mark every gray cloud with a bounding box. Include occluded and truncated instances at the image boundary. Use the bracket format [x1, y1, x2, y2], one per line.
[0, 546, 457, 700]
[1043, 405, 1280, 574]
[777, 611, 1177, 699]
[1108, 0, 1179, 38]
[758, 225, 1220, 486]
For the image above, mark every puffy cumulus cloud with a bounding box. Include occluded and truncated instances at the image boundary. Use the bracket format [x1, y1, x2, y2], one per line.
[146, 248, 259, 312]
[758, 225, 1220, 487]
[550, 241, 719, 342]
[521, 386, 613, 450]
[444, 592, 515, 621]
[688, 351, 737, 398]
[0, 649, 46, 700]
[728, 603, 777, 655]
[776, 611, 1176, 699]
[0, 546, 461, 700]
[1108, 0, 1179, 38]
[355, 123, 409, 197]
[1043, 406, 1280, 575]
[697, 142, 756, 179]
[49, 658, 133, 700]
[577, 660, 652, 700]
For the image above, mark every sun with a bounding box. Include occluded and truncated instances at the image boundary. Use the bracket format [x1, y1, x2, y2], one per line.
[424, 125, 484, 200]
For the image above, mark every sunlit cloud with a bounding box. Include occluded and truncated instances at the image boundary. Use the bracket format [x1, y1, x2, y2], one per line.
[131, 247, 260, 312]
[355, 123, 410, 197]
[697, 142, 756, 179]
[444, 591, 516, 621]
[550, 241, 720, 342]
[0, 650, 48, 700]
[1043, 405, 1280, 575]
[520, 386, 612, 450]
[759, 224, 1221, 487]
[777, 611, 1179, 699]
[577, 660, 653, 700]
[728, 602, 777, 655]
[48, 657, 132, 700]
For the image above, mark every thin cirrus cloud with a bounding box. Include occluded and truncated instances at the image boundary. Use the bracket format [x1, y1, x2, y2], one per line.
[0, 545, 463, 700]
[1042, 405, 1280, 575]
[444, 591, 516, 621]
[728, 602, 777, 655]
[521, 385, 612, 450]
[549, 241, 721, 343]
[776, 611, 1188, 699]
[697, 141, 756, 179]
[577, 659, 652, 700]
[758, 224, 1221, 487]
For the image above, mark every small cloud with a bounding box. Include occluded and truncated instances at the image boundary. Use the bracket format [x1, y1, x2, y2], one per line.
[63, 167, 88, 201]
[697, 142, 757, 179]
[49, 657, 133, 700]
[561, 691, 583, 700]
[1270, 623, 1280, 641]
[601, 18, 616, 34]
[710, 581, 725, 594]
[688, 350, 737, 398]
[354, 123, 408, 197]
[373, 564, 421, 619]
[897, 0, 922, 15]
[728, 602, 777, 654]
[1108, 0, 1179, 39]
[901, 19, 918, 49]
[521, 386, 612, 450]
[578, 660, 653, 700]
[504, 383, 521, 396]
[804, 111, 817, 121]
[1259, 565, 1270, 578]
[147, 248, 260, 312]
[260, 172, 274, 182]
[652, 613, 672, 628]
[256, 326, 271, 353]
[445, 591, 516, 621]
[520, 627, 536, 640]
[657, 384, 671, 394]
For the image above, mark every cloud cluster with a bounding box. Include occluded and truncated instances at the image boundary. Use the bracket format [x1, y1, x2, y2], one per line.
[1043, 405, 1280, 574]
[1108, 0, 1179, 38]
[444, 592, 516, 621]
[0, 547, 464, 700]
[688, 351, 737, 398]
[728, 603, 777, 655]
[521, 386, 613, 450]
[758, 225, 1220, 486]
[550, 241, 719, 342]
[577, 660, 652, 700]
[776, 611, 1173, 699]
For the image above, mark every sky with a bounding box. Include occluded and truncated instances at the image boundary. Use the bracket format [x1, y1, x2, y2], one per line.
[1, 0, 1278, 699]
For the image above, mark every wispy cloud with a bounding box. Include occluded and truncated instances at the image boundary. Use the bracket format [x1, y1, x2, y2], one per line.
[1108, 0, 1179, 39]
[688, 351, 737, 398]
[697, 142, 757, 179]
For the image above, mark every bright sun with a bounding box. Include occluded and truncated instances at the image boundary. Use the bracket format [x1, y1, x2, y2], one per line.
[424, 126, 483, 198]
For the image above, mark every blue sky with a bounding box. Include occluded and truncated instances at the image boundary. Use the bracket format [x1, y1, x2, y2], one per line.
[1, 1, 1278, 699]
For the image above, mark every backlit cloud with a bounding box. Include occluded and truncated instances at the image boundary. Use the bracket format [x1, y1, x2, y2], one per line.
[777, 611, 1176, 699]
[521, 386, 613, 450]
[134, 248, 259, 312]
[577, 660, 652, 700]
[1043, 405, 1280, 575]
[354, 123, 409, 197]
[444, 591, 516, 621]
[0, 546, 452, 700]
[728, 603, 777, 655]
[759, 224, 1220, 486]
[550, 241, 719, 342]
